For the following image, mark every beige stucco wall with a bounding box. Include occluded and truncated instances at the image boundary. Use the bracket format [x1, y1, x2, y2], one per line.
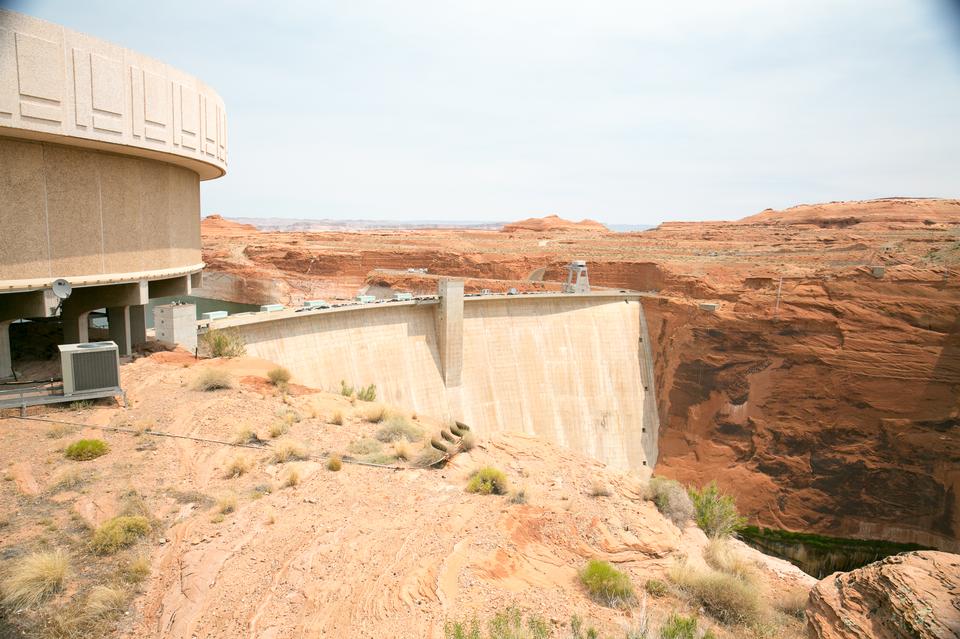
[232, 297, 657, 470]
[0, 137, 201, 282]
[0, 9, 226, 179]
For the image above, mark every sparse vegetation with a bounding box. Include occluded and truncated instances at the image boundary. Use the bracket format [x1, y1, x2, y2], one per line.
[69, 399, 94, 410]
[689, 481, 746, 538]
[91, 516, 150, 554]
[331, 410, 344, 425]
[84, 584, 128, 619]
[48, 467, 90, 492]
[459, 430, 476, 450]
[46, 423, 77, 439]
[283, 467, 301, 487]
[509, 488, 528, 504]
[270, 438, 309, 463]
[578, 559, 636, 608]
[64, 439, 109, 461]
[658, 613, 706, 639]
[268, 421, 288, 438]
[340, 380, 354, 397]
[374, 415, 424, 442]
[445, 607, 548, 639]
[466, 467, 508, 495]
[192, 368, 235, 391]
[414, 445, 445, 467]
[645, 578, 668, 598]
[647, 477, 694, 528]
[267, 366, 292, 386]
[216, 492, 238, 514]
[1, 549, 69, 607]
[704, 538, 756, 582]
[362, 452, 398, 465]
[348, 437, 382, 455]
[393, 438, 414, 461]
[122, 555, 151, 584]
[589, 478, 612, 497]
[668, 560, 762, 625]
[326, 455, 342, 471]
[200, 328, 246, 358]
[232, 427, 261, 445]
[362, 404, 387, 423]
[356, 383, 377, 402]
[776, 587, 810, 619]
[224, 454, 252, 478]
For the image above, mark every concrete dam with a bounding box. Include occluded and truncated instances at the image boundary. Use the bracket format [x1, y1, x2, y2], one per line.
[208, 282, 660, 470]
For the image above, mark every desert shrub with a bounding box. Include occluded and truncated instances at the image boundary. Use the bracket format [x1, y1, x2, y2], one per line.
[658, 614, 699, 639]
[224, 454, 251, 478]
[669, 560, 762, 625]
[647, 477, 694, 527]
[414, 446, 445, 468]
[645, 578, 668, 597]
[776, 586, 810, 619]
[46, 423, 77, 439]
[348, 437, 382, 455]
[393, 438, 414, 461]
[122, 556, 151, 583]
[589, 479, 612, 497]
[339, 380, 354, 397]
[689, 481, 746, 538]
[509, 488, 528, 504]
[91, 516, 150, 554]
[192, 368, 234, 391]
[459, 431, 477, 450]
[466, 467, 508, 495]
[48, 467, 89, 492]
[283, 467, 301, 487]
[216, 492, 237, 514]
[362, 452, 397, 465]
[331, 410, 344, 425]
[445, 607, 548, 639]
[270, 438, 309, 463]
[267, 366, 291, 386]
[1, 549, 69, 607]
[326, 455, 343, 471]
[704, 538, 756, 582]
[363, 404, 386, 423]
[64, 439, 109, 461]
[232, 427, 261, 445]
[200, 328, 246, 358]
[268, 421, 288, 438]
[356, 383, 377, 402]
[375, 415, 424, 443]
[84, 584, 127, 620]
[578, 559, 635, 608]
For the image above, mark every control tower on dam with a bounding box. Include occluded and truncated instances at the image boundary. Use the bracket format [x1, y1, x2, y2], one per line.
[209, 283, 661, 470]
[0, 10, 227, 377]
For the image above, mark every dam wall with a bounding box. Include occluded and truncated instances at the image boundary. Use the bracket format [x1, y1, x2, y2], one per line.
[214, 290, 659, 470]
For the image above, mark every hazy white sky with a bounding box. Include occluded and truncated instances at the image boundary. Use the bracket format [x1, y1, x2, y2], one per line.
[8, 0, 960, 224]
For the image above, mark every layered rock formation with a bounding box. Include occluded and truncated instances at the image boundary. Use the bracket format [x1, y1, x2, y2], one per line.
[807, 551, 960, 638]
[198, 198, 960, 550]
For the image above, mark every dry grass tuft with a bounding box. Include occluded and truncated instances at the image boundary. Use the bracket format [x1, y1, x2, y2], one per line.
[777, 586, 810, 619]
[48, 467, 90, 492]
[122, 555, 151, 584]
[326, 455, 343, 471]
[414, 445, 445, 468]
[393, 438, 414, 461]
[646, 476, 695, 528]
[330, 410, 344, 425]
[268, 421, 289, 438]
[224, 454, 252, 478]
[348, 437, 382, 455]
[459, 431, 477, 450]
[232, 427, 261, 445]
[91, 516, 150, 554]
[362, 404, 387, 423]
[669, 559, 762, 625]
[216, 492, 238, 514]
[283, 466, 301, 487]
[267, 366, 292, 386]
[704, 538, 757, 582]
[375, 415, 424, 442]
[1, 549, 69, 607]
[200, 328, 246, 358]
[46, 423, 77, 439]
[509, 488, 528, 504]
[192, 368, 235, 391]
[589, 478, 612, 497]
[84, 584, 128, 619]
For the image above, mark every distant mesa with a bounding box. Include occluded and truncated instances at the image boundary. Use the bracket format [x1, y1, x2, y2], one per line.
[202, 214, 259, 234]
[501, 214, 610, 233]
[739, 197, 960, 227]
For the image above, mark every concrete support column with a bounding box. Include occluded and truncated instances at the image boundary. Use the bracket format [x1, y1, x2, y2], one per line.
[0, 320, 12, 379]
[62, 310, 91, 344]
[129, 304, 147, 348]
[436, 278, 464, 387]
[107, 306, 132, 356]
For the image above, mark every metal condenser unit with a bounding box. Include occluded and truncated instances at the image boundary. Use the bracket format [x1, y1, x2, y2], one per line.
[58, 342, 121, 397]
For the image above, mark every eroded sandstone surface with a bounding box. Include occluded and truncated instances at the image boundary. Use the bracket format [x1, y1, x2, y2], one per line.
[199, 198, 960, 550]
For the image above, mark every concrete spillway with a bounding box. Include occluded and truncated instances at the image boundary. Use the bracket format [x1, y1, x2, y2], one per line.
[212, 287, 659, 470]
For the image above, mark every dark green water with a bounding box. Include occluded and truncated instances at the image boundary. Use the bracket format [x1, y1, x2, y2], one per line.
[737, 525, 930, 578]
[145, 296, 260, 328]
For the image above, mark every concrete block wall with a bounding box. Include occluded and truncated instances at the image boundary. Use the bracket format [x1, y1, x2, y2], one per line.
[154, 304, 197, 353]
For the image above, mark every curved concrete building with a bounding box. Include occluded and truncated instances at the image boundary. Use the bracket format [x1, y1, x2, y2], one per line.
[0, 10, 227, 376]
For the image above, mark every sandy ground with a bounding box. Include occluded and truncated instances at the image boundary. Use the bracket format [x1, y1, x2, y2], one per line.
[0, 354, 811, 638]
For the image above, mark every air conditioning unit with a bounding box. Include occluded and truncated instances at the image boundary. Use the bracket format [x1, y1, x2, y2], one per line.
[58, 342, 121, 397]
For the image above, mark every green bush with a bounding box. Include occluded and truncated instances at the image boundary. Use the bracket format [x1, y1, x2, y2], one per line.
[688, 481, 746, 538]
[445, 607, 548, 639]
[340, 380, 354, 397]
[374, 415, 424, 443]
[578, 559, 636, 608]
[466, 467, 508, 495]
[91, 516, 150, 554]
[356, 383, 377, 402]
[659, 614, 698, 639]
[647, 477, 694, 527]
[267, 366, 291, 386]
[200, 328, 246, 358]
[64, 439, 109, 461]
